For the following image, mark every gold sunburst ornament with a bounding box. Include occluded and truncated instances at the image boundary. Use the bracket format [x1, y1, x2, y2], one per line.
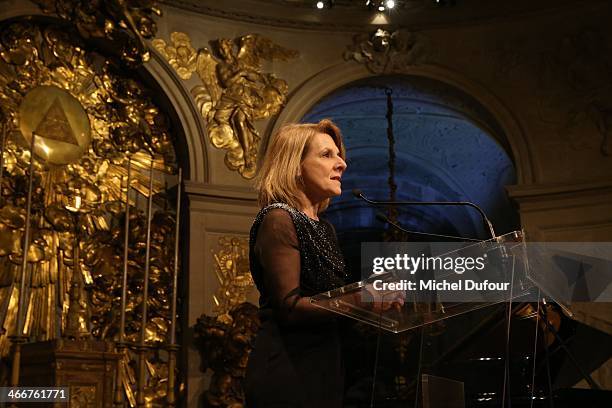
[19, 85, 91, 165]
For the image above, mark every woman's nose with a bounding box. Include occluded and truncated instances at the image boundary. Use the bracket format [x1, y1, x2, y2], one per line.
[336, 157, 347, 171]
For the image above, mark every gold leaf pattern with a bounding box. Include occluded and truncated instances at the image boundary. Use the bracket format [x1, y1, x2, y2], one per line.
[0, 19, 178, 406]
[211, 236, 254, 315]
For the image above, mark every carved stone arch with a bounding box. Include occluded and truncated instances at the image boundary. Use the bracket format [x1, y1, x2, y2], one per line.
[271, 62, 534, 184]
[0, 2, 42, 21]
[144, 51, 209, 183]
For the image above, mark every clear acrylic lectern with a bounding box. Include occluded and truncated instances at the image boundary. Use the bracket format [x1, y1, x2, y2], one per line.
[311, 230, 568, 332]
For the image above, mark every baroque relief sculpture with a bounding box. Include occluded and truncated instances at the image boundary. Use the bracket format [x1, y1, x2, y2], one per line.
[195, 302, 260, 408]
[33, 0, 161, 67]
[211, 236, 254, 316]
[0, 18, 177, 405]
[344, 29, 431, 74]
[153, 33, 298, 178]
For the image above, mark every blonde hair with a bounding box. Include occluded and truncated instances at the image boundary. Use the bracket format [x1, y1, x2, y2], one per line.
[256, 119, 345, 213]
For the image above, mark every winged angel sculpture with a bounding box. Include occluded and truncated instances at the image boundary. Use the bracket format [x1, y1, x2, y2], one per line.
[154, 34, 298, 179]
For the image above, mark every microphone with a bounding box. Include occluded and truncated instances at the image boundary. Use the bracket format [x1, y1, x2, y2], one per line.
[353, 189, 497, 239]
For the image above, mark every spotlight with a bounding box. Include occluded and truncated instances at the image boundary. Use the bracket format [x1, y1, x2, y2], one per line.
[316, 0, 335, 9]
[367, 0, 398, 13]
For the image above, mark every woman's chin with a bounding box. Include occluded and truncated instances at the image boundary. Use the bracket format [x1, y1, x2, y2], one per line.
[319, 186, 342, 199]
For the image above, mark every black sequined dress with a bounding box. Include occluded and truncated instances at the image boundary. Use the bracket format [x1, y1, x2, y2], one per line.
[244, 203, 348, 408]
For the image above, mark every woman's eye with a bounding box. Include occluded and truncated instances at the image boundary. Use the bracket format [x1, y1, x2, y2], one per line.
[322, 151, 330, 157]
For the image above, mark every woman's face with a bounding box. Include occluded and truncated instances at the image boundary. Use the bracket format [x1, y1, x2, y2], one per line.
[300, 132, 347, 202]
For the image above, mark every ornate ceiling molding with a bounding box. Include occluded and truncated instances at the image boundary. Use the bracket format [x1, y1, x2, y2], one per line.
[343, 29, 433, 74]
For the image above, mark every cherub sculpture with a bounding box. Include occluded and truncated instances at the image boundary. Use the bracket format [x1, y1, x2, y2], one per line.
[195, 35, 296, 178]
[155, 33, 297, 179]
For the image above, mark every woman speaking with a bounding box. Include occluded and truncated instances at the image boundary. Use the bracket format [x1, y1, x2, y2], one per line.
[244, 119, 348, 407]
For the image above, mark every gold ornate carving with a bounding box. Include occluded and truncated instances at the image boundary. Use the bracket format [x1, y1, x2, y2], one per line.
[32, 0, 161, 67]
[195, 303, 260, 408]
[19, 86, 91, 165]
[0, 19, 179, 405]
[211, 236, 254, 316]
[70, 385, 97, 407]
[152, 32, 197, 80]
[20, 339, 120, 406]
[344, 29, 431, 74]
[191, 236, 256, 407]
[36, 99, 79, 144]
[153, 32, 298, 178]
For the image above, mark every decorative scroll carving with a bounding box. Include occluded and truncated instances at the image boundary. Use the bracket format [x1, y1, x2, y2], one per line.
[0, 19, 179, 404]
[152, 32, 197, 80]
[153, 32, 298, 178]
[32, 0, 161, 67]
[344, 29, 431, 74]
[211, 236, 254, 316]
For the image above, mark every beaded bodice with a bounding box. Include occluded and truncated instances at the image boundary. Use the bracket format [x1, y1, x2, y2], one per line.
[249, 203, 348, 298]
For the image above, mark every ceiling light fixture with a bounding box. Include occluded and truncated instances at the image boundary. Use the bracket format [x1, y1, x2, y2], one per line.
[315, 0, 335, 9]
[315, 0, 336, 10]
[320, 1, 398, 13]
[366, 0, 398, 13]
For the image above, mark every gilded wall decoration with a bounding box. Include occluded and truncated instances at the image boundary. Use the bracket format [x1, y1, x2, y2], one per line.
[344, 29, 432, 74]
[0, 19, 179, 405]
[32, 0, 161, 67]
[152, 32, 196, 80]
[194, 302, 260, 408]
[211, 236, 253, 316]
[70, 385, 97, 407]
[153, 33, 298, 178]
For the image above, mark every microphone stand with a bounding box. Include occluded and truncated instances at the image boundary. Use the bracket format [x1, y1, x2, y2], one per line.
[375, 212, 482, 242]
[353, 188, 515, 405]
[353, 189, 497, 240]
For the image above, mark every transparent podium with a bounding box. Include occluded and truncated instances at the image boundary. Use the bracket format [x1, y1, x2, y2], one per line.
[311, 231, 571, 333]
[311, 230, 540, 333]
[311, 230, 612, 406]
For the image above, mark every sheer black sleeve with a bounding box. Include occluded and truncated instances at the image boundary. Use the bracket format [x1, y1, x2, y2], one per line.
[254, 209, 334, 326]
